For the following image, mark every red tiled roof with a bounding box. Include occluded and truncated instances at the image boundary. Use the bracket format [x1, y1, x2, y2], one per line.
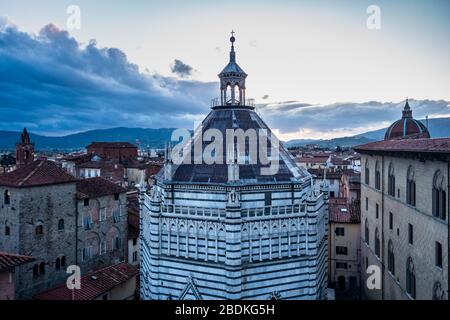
[76, 177, 126, 199]
[354, 138, 450, 154]
[0, 160, 77, 188]
[0, 252, 34, 272]
[87, 142, 137, 149]
[329, 198, 360, 224]
[34, 262, 139, 300]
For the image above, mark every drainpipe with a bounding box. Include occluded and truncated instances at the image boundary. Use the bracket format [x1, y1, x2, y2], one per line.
[75, 198, 79, 265]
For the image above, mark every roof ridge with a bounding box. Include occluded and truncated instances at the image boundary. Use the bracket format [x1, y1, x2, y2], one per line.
[18, 160, 44, 187]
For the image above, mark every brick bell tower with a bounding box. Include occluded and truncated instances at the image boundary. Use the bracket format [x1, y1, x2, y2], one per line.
[16, 128, 35, 167]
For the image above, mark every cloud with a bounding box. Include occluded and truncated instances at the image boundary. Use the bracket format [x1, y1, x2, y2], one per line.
[0, 20, 216, 135]
[1, 19, 449, 141]
[257, 99, 450, 140]
[170, 59, 194, 78]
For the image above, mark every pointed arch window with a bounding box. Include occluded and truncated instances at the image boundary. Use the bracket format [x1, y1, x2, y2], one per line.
[364, 219, 369, 245]
[388, 163, 396, 197]
[374, 228, 380, 257]
[432, 170, 446, 221]
[375, 161, 381, 190]
[406, 257, 416, 299]
[364, 160, 370, 185]
[406, 166, 416, 206]
[388, 240, 395, 275]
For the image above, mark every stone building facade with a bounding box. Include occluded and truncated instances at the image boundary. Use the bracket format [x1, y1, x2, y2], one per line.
[355, 137, 449, 300]
[0, 160, 129, 299]
[140, 34, 328, 300]
[76, 177, 128, 273]
[0, 160, 78, 299]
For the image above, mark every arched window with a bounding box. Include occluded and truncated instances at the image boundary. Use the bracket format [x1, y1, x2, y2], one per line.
[432, 170, 446, 221]
[5, 225, 10, 236]
[406, 257, 416, 298]
[35, 224, 43, 235]
[61, 256, 66, 267]
[39, 262, 45, 275]
[375, 161, 381, 190]
[58, 218, 65, 230]
[32, 264, 39, 277]
[4, 190, 10, 205]
[55, 257, 61, 270]
[364, 160, 370, 185]
[388, 240, 395, 275]
[374, 228, 380, 257]
[364, 219, 369, 244]
[406, 166, 416, 206]
[388, 163, 396, 197]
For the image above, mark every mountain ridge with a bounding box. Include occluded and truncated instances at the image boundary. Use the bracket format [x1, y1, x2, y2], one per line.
[1, 117, 450, 151]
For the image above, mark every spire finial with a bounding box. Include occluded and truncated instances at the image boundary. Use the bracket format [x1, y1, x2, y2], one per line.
[229, 30, 236, 62]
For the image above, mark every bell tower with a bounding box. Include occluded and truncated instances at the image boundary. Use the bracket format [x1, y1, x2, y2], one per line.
[218, 31, 248, 106]
[16, 128, 34, 167]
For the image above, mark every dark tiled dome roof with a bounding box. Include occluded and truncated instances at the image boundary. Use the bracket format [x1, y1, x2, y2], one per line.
[384, 100, 430, 140]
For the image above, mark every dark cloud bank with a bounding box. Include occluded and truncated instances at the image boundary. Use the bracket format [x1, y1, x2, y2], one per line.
[0, 20, 216, 135]
[0, 19, 449, 138]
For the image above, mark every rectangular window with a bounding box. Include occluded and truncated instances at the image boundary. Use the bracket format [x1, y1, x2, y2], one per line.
[100, 241, 106, 255]
[113, 237, 121, 250]
[132, 251, 138, 262]
[335, 227, 345, 236]
[83, 216, 93, 230]
[112, 210, 120, 223]
[366, 197, 368, 211]
[114, 193, 120, 201]
[82, 247, 92, 261]
[99, 208, 106, 222]
[330, 191, 335, 198]
[133, 237, 138, 246]
[376, 203, 379, 219]
[336, 262, 348, 269]
[83, 198, 89, 207]
[436, 242, 443, 268]
[336, 246, 348, 255]
[389, 212, 393, 230]
[408, 224, 413, 245]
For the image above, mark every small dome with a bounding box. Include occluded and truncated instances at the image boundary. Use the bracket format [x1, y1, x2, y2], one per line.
[384, 100, 430, 140]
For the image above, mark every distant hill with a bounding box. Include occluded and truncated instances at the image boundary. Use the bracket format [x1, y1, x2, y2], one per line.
[286, 117, 450, 148]
[1, 117, 449, 151]
[0, 127, 176, 151]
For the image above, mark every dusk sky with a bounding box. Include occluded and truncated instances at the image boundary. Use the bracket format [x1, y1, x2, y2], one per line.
[0, 0, 449, 140]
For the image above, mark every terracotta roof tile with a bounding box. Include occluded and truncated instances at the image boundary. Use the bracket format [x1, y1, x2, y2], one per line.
[0, 252, 34, 272]
[354, 138, 450, 154]
[87, 142, 137, 149]
[76, 177, 126, 199]
[34, 262, 138, 300]
[0, 160, 77, 188]
[329, 198, 360, 224]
